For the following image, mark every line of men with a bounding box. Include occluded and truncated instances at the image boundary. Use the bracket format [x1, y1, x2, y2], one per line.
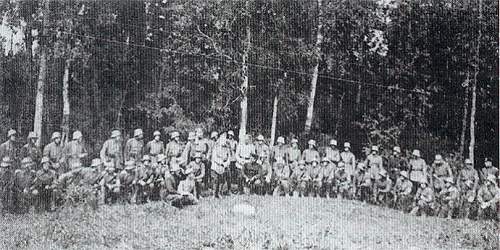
[0, 128, 498, 218]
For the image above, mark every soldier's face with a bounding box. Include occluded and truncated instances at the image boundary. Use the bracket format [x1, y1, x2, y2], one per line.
[55, 138, 61, 144]
[30, 138, 37, 144]
[154, 135, 160, 141]
[308, 144, 313, 149]
[257, 140, 263, 145]
[9, 135, 16, 141]
[322, 162, 328, 167]
[344, 147, 349, 151]
[195, 158, 201, 163]
[43, 163, 50, 171]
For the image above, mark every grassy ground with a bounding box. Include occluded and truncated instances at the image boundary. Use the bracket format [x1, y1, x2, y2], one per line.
[0, 195, 497, 249]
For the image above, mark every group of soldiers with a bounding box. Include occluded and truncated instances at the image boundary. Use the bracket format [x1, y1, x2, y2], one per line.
[0, 128, 498, 219]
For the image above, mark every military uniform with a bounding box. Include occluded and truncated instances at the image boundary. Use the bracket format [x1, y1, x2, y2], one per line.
[302, 148, 320, 166]
[476, 176, 499, 220]
[62, 140, 88, 171]
[393, 174, 413, 211]
[125, 138, 144, 162]
[457, 164, 479, 218]
[436, 180, 460, 218]
[19, 143, 41, 164]
[0, 140, 17, 162]
[307, 163, 323, 197]
[410, 184, 434, 216]
[235, 142, 256, 194]
[31, 168, 56, 212]
[272, 163, 291, 196]
[169, 174, 198, 208]
[0, 158, 14, 213]
[354, 165, 372, 202]
[374, 173, 393, 206]
[335, 166, 352, 199]
[409, 157, 427, 185]
[118, 164, 136, 203]
[99, 169, 120, 204]
[324, 147, 340, 165]
[43, 139, 64, 172]
[100, 138, 124, 170]
[211, 142, 231, 198]
[386, 154, 408, 181]
[340, 150, 356, 180]
[286, 146, 301, 172]
[165, 140, 184, 170]
[320, 161, 336, 198]
[431, 159, 453, 191]
[290, 162, 309, 197]
[365, 153, 383, 180]
[186, 159, 205, 198]
[255, 143, 270, 163]
[242, 160, 265, 195]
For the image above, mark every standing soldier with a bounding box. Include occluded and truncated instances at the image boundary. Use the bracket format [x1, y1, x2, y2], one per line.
[430, 154, 453, 192]
[477, 174, 499, 220]
[364, 146, 384, 182]
[211, 134, 231, 198]
[436, 177, 460, 219]
[410, 178, 434, 216]
[386, 146, 408, 182]
[393, 171, 413, 211]
[235, 135, 256, 194]
[457, 158, 479, 219]
[43, 132, 64, 173]
[340, 142, 356, 182]
[324, 139, 340, 166]
[254, 135, 270, 164]
[373, 171, 393, 206]
[31, 157, 56, 212]
[12, 157, 36, 213]
[271, 137, 288, 174]
[185, 153, 205, 199]
[302, 140, 320, 169]
[19, 132, 41, 164]
[0, 157, 14, 213]
[480, 159, 498, 183]
[286, 138, 301, 173]
[145, 131, 164, 164]
[62, 131, 88, 171]
[307, 159, 322, 197]
[125, 128, 144, 162]
[100, 130, 124, 170]
[0, 129, 18, 162]
[165, 131, 183, 171]
[409, 149, 427, 192]
[319, 157, 335, 198]
[226, 130, 238, 192]
[204, 131, 219, 191]
[291, 160, 309, 197]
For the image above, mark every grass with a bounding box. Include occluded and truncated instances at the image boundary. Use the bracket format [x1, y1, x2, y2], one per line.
[0, 195, 497, 249]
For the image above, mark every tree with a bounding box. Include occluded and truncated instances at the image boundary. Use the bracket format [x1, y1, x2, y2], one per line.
[469, 0, 483, 163]
[304, 0, 323, 133]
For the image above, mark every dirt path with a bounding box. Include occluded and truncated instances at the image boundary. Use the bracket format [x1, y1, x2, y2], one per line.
[0, 196, 497, 249]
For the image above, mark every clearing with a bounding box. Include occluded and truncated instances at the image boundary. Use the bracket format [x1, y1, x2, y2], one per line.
[0, 196, 497, 249]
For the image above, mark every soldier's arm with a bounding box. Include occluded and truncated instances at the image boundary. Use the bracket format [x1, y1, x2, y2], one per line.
[100, 141, 108, 162]
[198, 163, 206, 180]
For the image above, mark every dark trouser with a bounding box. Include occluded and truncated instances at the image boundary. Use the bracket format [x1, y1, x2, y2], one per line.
[234, 168, 244, 194]
[203, 160, 211, 190]
[212, 171, 230, 197]
[308, 181, 322, 197]
[35, 188, 52, 212]
[12, 189, 31, 213]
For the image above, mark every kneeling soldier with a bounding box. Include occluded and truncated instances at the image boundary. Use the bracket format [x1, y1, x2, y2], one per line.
[410, 179, 434, 216]
[99, 164, 120, 204]
[31, 157, 56, 212]
[12, 158, 36, 213]
[320, 157, 336, 198]
[437, 177, 459, 219]
[169, 168, 198, 208]
[242, 154, 265, 195]
[272, 158, 291, 197]
[186, 153, 205, 199]
[393, 171, 413, 211]
[354, 163, 372, 202]
[119, 160, 136, 203]
[373, 171, 393, 206]
[477, 174, 499, 220]
[336, 162, 352, 199]
[291, 160, 309, 197]
[308, 159, 322, 197]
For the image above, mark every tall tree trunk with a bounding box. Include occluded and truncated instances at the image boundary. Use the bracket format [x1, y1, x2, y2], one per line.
[61, 58, 71, 144]
[469, 0, 482, 163]
[270, 93, 279, 147]
[238, 2, 251, 141]
[33, 0, 50, 147]
[459, 75, 470, 159]
[304, 0, 323, 133]
[335, 93, 345, 137]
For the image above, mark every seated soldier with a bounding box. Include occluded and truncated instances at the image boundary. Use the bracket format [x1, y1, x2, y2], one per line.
[436, 177, 459, 219]
[410, 179, 434, 216]
[149, 160, 165, 201]
[99, 164, 120, 204]
[291, 160, 309, 197]
[307, 159, 323, 197]
[169, 168, 198, 208]
[477, 174, 499, 220]
[393, 171, 413, 211]
[185, 153, 206, 199]
[335, 162, 352, 199]
[12, 158, 36, 213]
[31, 157, 57, 212]
[133, 155, 155, 204]
[119, 160, 136, 203]
[242, 154, 266, 195]
[272, 158, 291, 197]
[319, 157, 336, 198]
[373, 171, 393, 206]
